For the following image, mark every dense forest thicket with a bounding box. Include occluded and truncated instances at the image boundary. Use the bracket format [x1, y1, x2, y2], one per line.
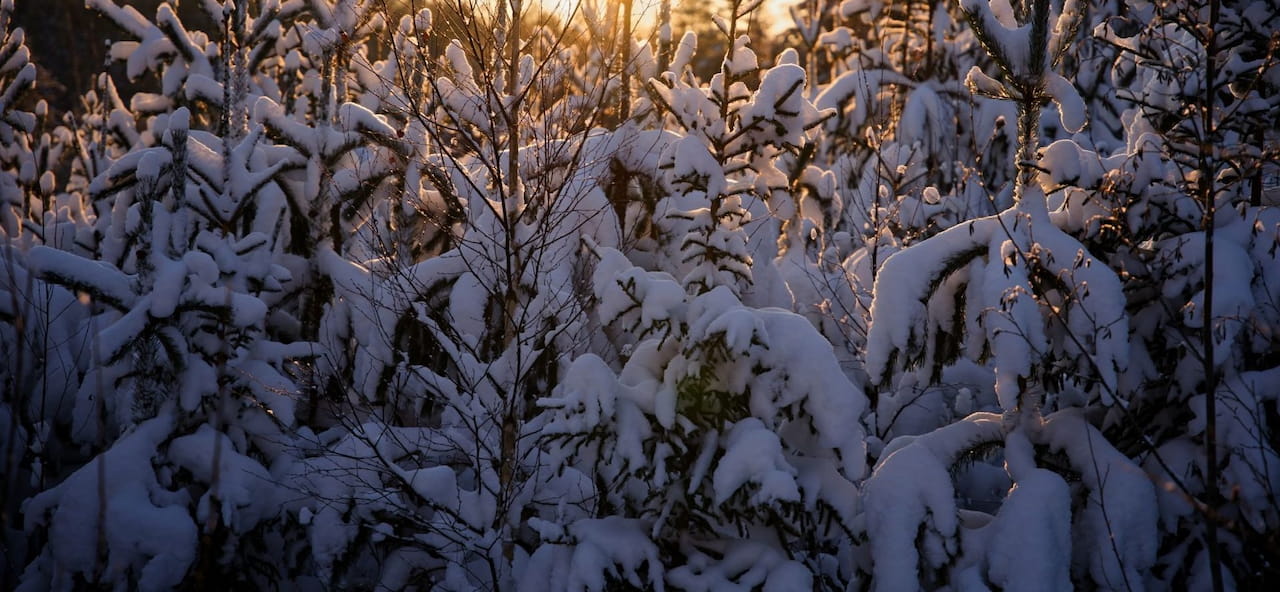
[1, 0, 1279, 589]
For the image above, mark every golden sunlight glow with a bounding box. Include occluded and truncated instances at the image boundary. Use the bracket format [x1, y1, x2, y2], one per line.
[385, 0, 796, 39]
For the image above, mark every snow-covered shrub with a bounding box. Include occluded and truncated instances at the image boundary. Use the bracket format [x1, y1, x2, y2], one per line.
[1082, 0, 1280, 585]
[778, 0, 1013, 374]
[859, 1, 1161, 588]
[540, 244, 868, 588]
[863, 407, 1158, 591]
[867, 0, 1117, 418]
[273, 3, 648, 587]
[536, 6, 871, 588]
[0, 3, 87, 581]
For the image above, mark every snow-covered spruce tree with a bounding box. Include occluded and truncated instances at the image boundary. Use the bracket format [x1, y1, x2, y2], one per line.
[18, 117, 304, 590]
[46, 74, 150, 258]
[79, 1, 406, 428]
[860, 1, 1160, 589]
[1083, 1, 1280, 586]
[247, 0, 414, 427]
[0, 0, 37, 237]
[12, 1, 349, 588]
[535, 2, 869, 588]
[0, 0, 36, 366]
[636, 0, 844, 311]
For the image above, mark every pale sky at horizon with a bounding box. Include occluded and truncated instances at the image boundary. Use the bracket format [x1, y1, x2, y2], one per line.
[539, 0, 798, 36]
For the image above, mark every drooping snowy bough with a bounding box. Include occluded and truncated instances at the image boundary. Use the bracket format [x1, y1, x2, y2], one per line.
[860, 1, 1155, 589]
